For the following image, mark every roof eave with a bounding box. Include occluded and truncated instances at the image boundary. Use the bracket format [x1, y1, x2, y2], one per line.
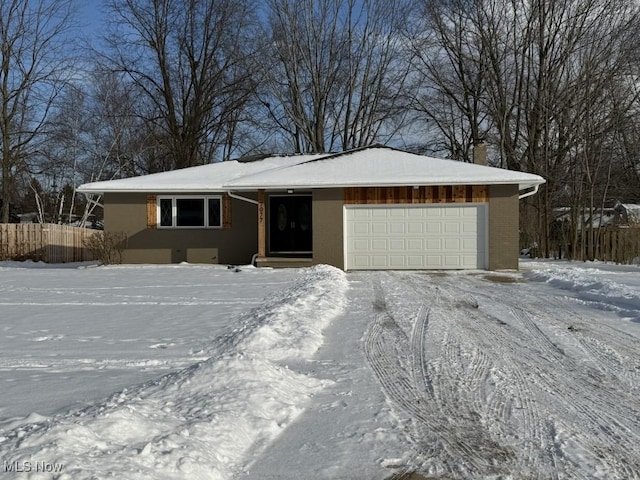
[225, 179, 546, 191]
[77, 187, 229, 194]
[80, 179, 545, 194]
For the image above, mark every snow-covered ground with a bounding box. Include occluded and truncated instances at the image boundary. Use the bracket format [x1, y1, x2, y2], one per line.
[1, 260, 639, 479]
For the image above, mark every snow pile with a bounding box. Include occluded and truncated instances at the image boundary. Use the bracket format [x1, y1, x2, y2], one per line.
[0, 265, 348, 480]
[525, 262, 640, 320]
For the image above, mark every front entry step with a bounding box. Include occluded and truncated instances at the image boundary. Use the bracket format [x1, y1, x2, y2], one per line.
[256, 257, 314, 268]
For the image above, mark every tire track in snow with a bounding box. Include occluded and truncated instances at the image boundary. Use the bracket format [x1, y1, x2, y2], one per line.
[503, 303, 640, 477]
[403, 276, 549, 479]
[446, 275, 640, 479]
[367, 278, 451, 477]
[486, 302, 634, 475]
[409, 303, 434, 401]
[367, 271, 640, 478]
[366, 275, 515, 477]
[566, 322, 640, 390]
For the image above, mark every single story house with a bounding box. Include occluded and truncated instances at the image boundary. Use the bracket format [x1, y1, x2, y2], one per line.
[77, 145, 545, 270]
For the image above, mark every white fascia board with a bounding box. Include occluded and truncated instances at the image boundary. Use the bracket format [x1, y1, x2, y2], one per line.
[77, 187, 229, 194]
[82, 179, 545, 194]
[223, 179, 546, 191]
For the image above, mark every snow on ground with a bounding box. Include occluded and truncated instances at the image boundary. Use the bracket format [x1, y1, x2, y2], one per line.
[1, 259, 640, 479]
[0, 263, 348, 479]
[350, 262, 640, 479]
[0, 262, 301, 421]
[524, 259, 640, 321]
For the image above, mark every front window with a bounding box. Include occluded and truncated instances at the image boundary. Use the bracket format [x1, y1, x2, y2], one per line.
[208, 198, 221, 227]
[157, 196, 222, 228]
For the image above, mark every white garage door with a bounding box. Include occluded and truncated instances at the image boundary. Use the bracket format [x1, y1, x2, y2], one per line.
[345, 204, 487, 270]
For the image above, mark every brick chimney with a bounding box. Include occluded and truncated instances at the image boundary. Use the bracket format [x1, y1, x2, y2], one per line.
[473, 141, 487, 166]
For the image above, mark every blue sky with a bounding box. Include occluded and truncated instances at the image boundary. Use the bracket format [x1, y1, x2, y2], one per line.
[78, 1, 106, 34]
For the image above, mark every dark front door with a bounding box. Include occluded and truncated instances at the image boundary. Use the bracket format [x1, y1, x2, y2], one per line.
[269, 195, 312, 255]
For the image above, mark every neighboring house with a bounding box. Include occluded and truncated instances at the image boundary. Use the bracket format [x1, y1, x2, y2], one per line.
[553, 206, 618, 230]
[77, 145, 545, 271]
[614, 202, 640, 227]
[17, 212, 39, 224]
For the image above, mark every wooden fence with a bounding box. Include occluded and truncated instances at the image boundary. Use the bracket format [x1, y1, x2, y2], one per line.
[0, 223, 99, 263]
[553, 227, 640, 263]
[596, 228, 640, 264]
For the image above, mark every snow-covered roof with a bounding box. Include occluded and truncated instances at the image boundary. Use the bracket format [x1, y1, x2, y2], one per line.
[224, 146, 545, 191]
[77, 154, 329, 194]
[615, 203, 640, 224]
[78, 146, 545, 194]
[556, 209, 617, 229]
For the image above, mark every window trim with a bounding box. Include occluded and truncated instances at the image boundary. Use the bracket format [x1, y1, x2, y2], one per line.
[157, 195, 223, 229]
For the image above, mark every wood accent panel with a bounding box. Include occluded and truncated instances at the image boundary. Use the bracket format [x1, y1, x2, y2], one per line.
[344, 186, 489, 204]
[257, 189, 266, 258]
[146, 195, 157, 228]
[453, 185, 466, 203]
[222, 194, 232, 228]
[473, 185, 488, 202]
[425, 186, 435, 203]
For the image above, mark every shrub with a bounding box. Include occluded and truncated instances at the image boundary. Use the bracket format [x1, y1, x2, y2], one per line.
[84, 231, 127, 265]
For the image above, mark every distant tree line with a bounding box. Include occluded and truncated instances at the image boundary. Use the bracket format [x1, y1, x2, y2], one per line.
[1, 0, 640, 259]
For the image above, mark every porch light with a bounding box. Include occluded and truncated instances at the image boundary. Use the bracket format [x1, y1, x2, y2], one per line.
[287, 189, 294, 194]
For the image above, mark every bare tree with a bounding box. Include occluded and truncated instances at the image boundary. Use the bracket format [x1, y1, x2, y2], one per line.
[0, 0, 76, 223]
[261, 0, 412, 153]
[411, 0, 640, 257]
[408, 0, 490, 161]
[103, 0, 259, 169]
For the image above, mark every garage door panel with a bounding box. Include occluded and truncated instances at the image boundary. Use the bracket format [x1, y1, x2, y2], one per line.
[371, 238, 388, 250]
[389, 256, 406, 267]
[407, 222, 424, 234]
[371, 256, 388, 267]
[353, 223, 369, 234]
[462, 255, 478, 267]
[407, 238, 424, 250]
[444, 255, 462, 266]
[352, 255, 371, 268]
[462, 222, 477, 234]
[407, 256, 424, 267]
[426, 223, 441, 233]
[426, 255, 443, 266]
[352, 209, 372, 219]
[462, 238, 477, 250]
[345, 204, 487, 270]
[426, 238, 442, 249]
[389, 239, 406, 250]
[371, 223, 388, 234]
[389, 223, 405, 234]
[444, 222, 461, 234]
[352, 238, 369, 250]
[448, 238, 464, 249]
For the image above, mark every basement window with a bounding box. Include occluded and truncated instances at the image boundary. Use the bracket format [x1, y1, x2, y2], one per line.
[157, 196, 222, 228]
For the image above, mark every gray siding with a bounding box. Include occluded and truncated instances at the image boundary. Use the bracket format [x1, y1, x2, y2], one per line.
[488, 184, 520, 270]
[312, 188, 344, 269]
[104, 192, 258, 264]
